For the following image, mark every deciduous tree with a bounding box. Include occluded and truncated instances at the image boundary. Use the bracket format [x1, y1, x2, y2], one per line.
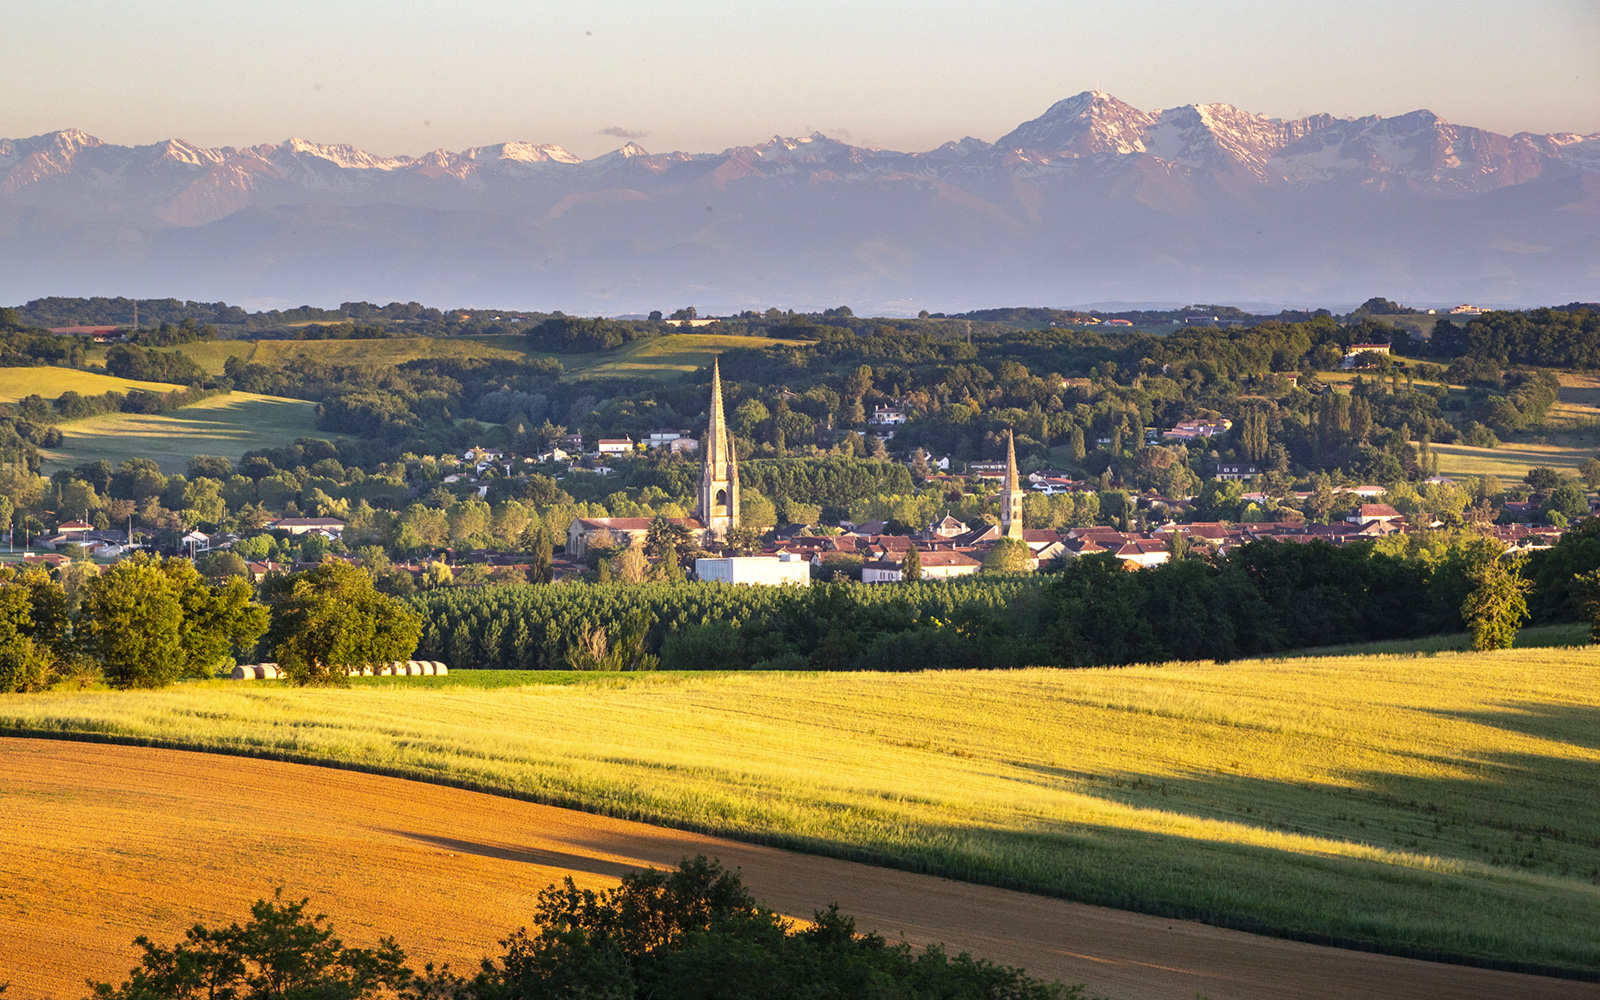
[265, 562, 422, 685]
[1461, 554, 1532, 651]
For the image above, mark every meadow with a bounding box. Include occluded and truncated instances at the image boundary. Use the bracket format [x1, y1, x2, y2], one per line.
[0, 367, 181, 402]
[4, 648, 1598, 973]
[38, 392, 323, 473]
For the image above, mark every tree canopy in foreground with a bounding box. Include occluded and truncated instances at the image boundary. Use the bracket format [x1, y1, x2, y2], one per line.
[88, 857, 1079, 1000]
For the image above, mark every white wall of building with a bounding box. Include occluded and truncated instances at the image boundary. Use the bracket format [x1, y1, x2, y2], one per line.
[695, 554, 812, 586]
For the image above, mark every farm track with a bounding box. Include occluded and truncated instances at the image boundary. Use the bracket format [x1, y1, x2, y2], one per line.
[3, 739, 1594, 1000]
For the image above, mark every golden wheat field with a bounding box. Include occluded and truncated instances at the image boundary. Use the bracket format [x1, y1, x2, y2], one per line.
[4, 738, 1591, 1000]
[4, 649, 1598, 974]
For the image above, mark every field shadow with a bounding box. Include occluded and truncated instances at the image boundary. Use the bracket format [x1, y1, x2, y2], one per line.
[380, 829, 638, 879]
[1421, 700, 1600, 753]
[1055, 705, 1600, 881]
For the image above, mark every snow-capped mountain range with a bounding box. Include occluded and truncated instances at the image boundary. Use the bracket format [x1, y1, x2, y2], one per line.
[2, 92, 1596, 313]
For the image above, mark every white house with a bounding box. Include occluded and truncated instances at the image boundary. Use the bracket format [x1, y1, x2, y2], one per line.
[596, 438, 635, 455]
[695, 553, 812, 586]
[645, 430, 689, 447]
[271, 517, 346, 537]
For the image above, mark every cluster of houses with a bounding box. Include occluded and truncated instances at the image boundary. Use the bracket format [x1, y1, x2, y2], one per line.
[438, 431, 702, 490]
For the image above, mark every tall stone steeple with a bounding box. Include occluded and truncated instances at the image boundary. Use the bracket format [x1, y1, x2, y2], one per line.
[698, 356, 739, 534]
[1001, 428, 1024, 539]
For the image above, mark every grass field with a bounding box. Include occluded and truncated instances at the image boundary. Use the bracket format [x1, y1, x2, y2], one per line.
[250, 335, 531, 368]
[0, 367, 181, 402]
[1430, 441, 1594, 483]
[550, 333, 807, 379]
[38, 392, 323, 473]
[5, 649, 1598, 972]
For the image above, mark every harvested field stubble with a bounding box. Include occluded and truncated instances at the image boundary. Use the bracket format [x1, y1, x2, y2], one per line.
[3, 651, 1600, 974]
[2, 739, 1594, 1000]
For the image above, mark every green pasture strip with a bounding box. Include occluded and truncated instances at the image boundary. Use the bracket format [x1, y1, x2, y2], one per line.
[0, 367, 181, 402]
[38, 392, 322, 474]
[4, 651, 1599, 974]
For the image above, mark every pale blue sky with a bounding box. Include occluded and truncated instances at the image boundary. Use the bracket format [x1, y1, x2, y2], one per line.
[8, 0, 1598, 158]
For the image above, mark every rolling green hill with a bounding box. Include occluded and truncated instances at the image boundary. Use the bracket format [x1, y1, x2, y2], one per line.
[38, 392, 324, 473]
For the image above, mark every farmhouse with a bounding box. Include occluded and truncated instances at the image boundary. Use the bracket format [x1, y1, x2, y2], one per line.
[596, 438, 635, 455]
[1346, 503, 1403, 525]
[861, 548, 982, 583]
[1341, 343, 1392, 368]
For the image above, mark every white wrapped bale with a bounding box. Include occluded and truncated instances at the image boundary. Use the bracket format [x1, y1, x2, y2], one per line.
[230, 664, 255, 680]
[432, 662, 448, 675]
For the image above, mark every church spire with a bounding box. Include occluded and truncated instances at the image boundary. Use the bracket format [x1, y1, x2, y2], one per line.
[1001, 428, 1023, 539]
[698, 356, 739, 534]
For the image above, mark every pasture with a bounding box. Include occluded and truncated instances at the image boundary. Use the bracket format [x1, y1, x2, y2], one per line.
[38, 392, 323, 473]
[0, 366, 180, 402]
[4, 649, 1598, 973]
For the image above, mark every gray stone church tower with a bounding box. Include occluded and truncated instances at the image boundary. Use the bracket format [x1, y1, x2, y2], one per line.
[697, 356, 739, 534]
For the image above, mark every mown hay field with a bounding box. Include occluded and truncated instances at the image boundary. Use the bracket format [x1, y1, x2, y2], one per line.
[38, 392, 323, 473]
[5, 649, 1599, 973]
[0, 367, 181, 402]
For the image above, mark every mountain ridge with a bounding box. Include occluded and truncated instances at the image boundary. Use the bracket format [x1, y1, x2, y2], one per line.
[2, 92, 1595, 313]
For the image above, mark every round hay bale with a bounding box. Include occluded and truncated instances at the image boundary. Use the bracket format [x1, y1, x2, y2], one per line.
[406, 660, 424, 675]
[250, 665, 268, 680]
[433, 662, 448, 676]
[230, 664, 255, 680]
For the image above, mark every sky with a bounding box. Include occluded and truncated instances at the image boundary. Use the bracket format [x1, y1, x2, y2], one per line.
[7, 0, 1599, 159]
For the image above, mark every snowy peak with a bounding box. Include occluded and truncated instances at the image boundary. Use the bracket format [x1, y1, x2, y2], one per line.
[265, 138, 407, 171]
[996, 90, 1157, 156]
[465, 141, 582, 165]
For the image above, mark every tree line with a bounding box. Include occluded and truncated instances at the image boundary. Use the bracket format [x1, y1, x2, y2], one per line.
[408, 527, 1599, 672]
[0, 556, 418, 692]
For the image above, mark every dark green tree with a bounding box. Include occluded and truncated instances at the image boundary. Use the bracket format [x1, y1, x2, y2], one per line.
[901, 545, 923, 581]
[1576, 568, 1600, 644]
[530, 525, 555, 584]
[265, 562, 422, 685]
[78, 555, 186, 688]
[87, 890, 410, 1000]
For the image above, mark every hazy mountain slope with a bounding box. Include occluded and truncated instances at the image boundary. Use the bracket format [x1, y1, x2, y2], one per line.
[2, 94, 1595, 312]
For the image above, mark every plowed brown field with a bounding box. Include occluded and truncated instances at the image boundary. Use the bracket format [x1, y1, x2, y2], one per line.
[3, 738, 1593, 1000]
